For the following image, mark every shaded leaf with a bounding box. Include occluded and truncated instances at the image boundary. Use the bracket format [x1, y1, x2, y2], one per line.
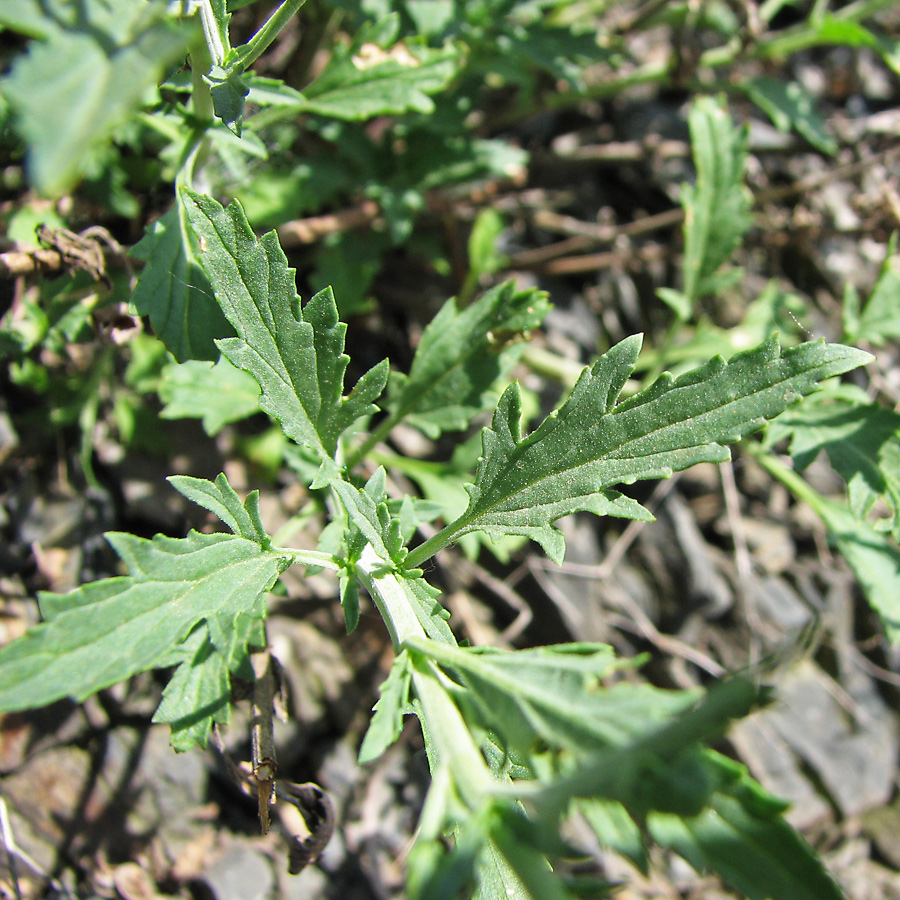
[743, 76, 837, 155]
[649, 755, 844, 900]
[1, 0, 191, 196]
[159, 356, 261, 434]
[773, 392, 900, 536]
[385, 281, 550, 438]
[131, 200, 234, 362]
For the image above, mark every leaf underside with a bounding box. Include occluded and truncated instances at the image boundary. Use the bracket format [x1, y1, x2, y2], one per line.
[0, 530, 290, 714]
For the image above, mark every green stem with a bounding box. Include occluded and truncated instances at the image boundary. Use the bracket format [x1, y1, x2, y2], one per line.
[746, 445, 830, 519]
[235, 0, 312, 69]
[408, 654, 493, 804]
[344, 412, 401, 472]
[404, 518, 465, 570]
[196, 0, 228, 66]
[356, 543, 427, 649]
[278, 547, 341, 570]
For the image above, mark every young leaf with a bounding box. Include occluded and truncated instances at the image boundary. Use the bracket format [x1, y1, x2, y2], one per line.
[168, 472, 270, 545]
[0, 531, 291, 712]
[1, 0, 191, 196]
[159, 357, 261, 435]
[358, 650, 413, 763]
[382, 281, 550, 439]
[659, 96, 752, 320]
[130, 199, 233, 362]
[182, 190, 389, 466]
[333, 477, 456, 645]
[409, 335, 871, 566]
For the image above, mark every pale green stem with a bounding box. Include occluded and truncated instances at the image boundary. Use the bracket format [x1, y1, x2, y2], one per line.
[196, 0, 228, 66]
[355, 543, 426, 648]
[355, 550, 493, 804]
[277, 547, 342, 571]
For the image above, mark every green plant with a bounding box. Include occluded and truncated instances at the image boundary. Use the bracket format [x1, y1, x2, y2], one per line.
[4, 2, 900, 898]
[0, 184, 872, 897]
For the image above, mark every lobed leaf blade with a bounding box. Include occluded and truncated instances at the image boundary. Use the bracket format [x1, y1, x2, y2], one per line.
[0, 531, 290, 713]
[423, 335, 871, 566]
[182, 190, 389, 466]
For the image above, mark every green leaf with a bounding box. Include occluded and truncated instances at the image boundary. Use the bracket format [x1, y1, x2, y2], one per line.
[649, 756, 844, 900]
[206, 64, 250, 136]
[168, 472, 270, 545]
[181, 189, 389, 466]
[743, 76, 838, 155]
[408, 639, 686, 760]
[130, 200, 234, 363]
[665, 95, 752, 318]
[298, 16, 461, 120]
[152, 624, 231, 751]
[842, 233, 900, 345]
[413, 335, 870, 566]
[384, 282, 549, 439]
[773, 392, 900, 536]
[1, 0, 191, 196]
[579, 798, 649, 873]
[0, 530, 291, 712]
[358, 650, 413, 763]
[816, 498, 900, 643]
[159, 356, 261, 435]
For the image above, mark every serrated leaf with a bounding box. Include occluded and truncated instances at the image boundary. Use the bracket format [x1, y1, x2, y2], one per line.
[206, 63, 249, 136]
[181, 190, 389, 465]
[168, 472, 269, 544]
[649, 761, 844, 900]
[1, 0, 191, 196]
[0, 531, 290, 712]
[358, 650, 413, 763]
[676, 96, 752, 315]
[297, 16, 461, 120]
[130, 200, 234, 362]
[159, 356, 261, 434]
[424, 335, 869, 566]
[385, 282, 549, 438]
[409, 638, 688, 759]
[333, 470, 406, 566]
[774, 394, 900, 536]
